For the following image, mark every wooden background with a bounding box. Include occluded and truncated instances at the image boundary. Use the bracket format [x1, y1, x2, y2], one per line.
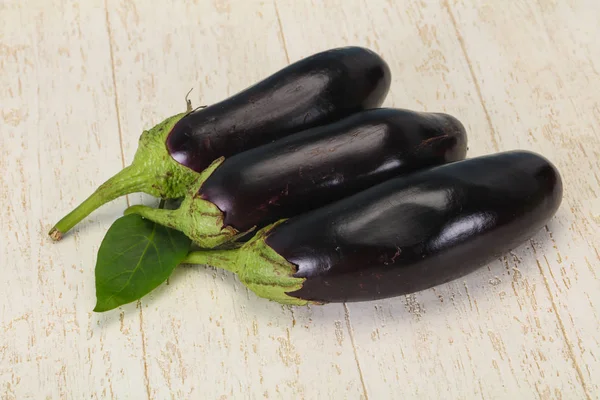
[1, 0, 599, 398]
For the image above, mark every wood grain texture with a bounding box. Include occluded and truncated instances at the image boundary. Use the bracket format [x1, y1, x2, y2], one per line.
[449, 1, 600, 397]
[1, 0, 598, 399]
[276, 1, 598, 399]
[0, 1, 147, 399]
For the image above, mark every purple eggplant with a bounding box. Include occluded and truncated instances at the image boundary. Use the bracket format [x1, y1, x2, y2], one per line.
[49, 46, 391, 240]
[181, 151, 563, 305]
[124, 107, 467, 248]
[167, 47, 391, 173]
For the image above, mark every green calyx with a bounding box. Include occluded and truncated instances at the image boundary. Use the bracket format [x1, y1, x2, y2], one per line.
[128, 112, 197, 199]
[124, 157, 241, 249]
[182, 222, 313, 306]
[49, 111, 198, 241]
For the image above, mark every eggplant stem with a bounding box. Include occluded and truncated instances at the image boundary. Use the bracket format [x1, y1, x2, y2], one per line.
[185, 88, 193, 112]
[182, 249, 240, 273]
[49, 164, 150, 240]
[181, 225, 309, 306]
[123, 204, 178, 229]
[49, 111, 196, 241]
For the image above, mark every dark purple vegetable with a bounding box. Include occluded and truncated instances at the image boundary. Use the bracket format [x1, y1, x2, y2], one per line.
[182, 151, 563, 305]
[49, 46, 391, 240]
[125, 107, 467, 248]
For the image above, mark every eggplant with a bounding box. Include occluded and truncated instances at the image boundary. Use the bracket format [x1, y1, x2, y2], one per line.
[124, 107, 468, 248]
[49, 46, 391, 240]
[181, 151, 563, 305]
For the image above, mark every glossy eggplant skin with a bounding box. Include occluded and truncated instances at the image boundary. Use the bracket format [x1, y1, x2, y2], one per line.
[198, 108, 467, 233]
[264, 151, 563, 303]
[166, 46, 391, 172]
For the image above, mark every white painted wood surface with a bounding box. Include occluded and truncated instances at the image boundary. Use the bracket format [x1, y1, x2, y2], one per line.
[1, 0, 599, 398]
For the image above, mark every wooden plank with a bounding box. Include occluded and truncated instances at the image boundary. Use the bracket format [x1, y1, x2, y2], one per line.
[2, 0, 599, 398]
[104, 1, 365, 398]
[0, 0, 147, 398]
[449, 0, 600, 397]
[276, 0, 596, 398]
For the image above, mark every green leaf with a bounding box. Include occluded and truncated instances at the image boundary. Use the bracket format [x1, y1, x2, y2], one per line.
[93, 213, 191, 312]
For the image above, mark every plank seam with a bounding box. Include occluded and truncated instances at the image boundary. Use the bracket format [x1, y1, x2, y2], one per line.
[344, 304, 369, 400]
[103, 0, 129, 207]
[442, 0, 500, 152]
[104, 2, 151, 399]
[534, 239, 592, 400]
[273, 0, 291, 63]
[138, 302, 152, 400]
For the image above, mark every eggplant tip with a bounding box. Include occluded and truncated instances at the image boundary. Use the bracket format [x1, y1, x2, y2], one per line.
[49, 228, 63, 241]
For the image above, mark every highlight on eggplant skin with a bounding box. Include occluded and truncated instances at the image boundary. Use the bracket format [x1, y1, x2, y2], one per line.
[199, 107, 468, 233]
[166, 46, 392, 173]
[262, 150, 563, 303]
